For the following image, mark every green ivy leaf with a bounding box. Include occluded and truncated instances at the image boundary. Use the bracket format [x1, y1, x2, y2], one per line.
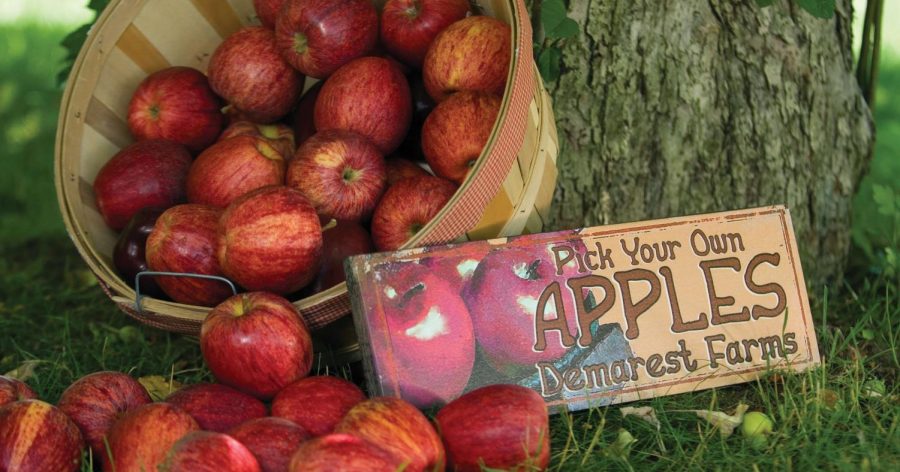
[538, 47, 562, 83]
[796, 0, 835, 19]
[549, 17, 579, 39]
[756, 0, 776, 6]
[541, 0, 568, 37]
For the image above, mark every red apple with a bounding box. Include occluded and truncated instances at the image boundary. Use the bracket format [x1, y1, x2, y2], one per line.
[187, 135, 286, 208]
[113, 207, 167, 298]
[422, 91, 500, 183]
[253, 0, 287, 28]
[220, 121, 296, 162]
[275, 0, 378, 79]
[57, 371, 152, 461]
[229, 417, 311, 472]
[200, 292, 314, 399]
[371, 175, 457, 251]
[309, 220, 373, 292]
[217, 186, 323, 293]
[314, 57, 412, 154]
[104, 402, 199, 472]
[288, 434, 402, 472]
[146, 204, 233, 306]
[436, 384, 550, 472]
[165, 383, 267, 433]
[271, 376, 365, 437]
[209, 26, 302, 123]
[160, 431, 261, 472]
[93, 140, 192, 231]
[385, 157, 429, 186]
[0, 375, 36, 407]
[336, 397, 445, 471]
[127, 66, 223, 154]
[380, 0, 470, 68]
[465, 247, 579, 376]
[0, 400, 83, 472]
[371, 268, 475, 407]
[423, 16, 511, 101]
[287, 130, 386, 222]
[293, 81, 322, 146]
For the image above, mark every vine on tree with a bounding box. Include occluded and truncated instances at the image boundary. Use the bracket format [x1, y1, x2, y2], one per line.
[756, 0, 835, 19]
[534, 0, 579, 83]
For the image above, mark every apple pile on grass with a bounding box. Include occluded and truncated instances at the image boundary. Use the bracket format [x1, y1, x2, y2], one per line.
[0, 292, 551, 471]
[95, 0, 512, 306]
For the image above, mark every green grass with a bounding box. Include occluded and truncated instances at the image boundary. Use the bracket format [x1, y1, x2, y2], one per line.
[0, 21, 898, 472]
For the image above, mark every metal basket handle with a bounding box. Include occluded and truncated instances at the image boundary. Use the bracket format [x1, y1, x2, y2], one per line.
[134, 271, 238, 313]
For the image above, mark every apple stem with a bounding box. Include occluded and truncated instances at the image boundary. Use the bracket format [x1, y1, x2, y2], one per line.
[293, 32, 309, 55]
[322, 219, 338, 232]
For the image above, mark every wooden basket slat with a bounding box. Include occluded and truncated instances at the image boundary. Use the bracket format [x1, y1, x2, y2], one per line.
[132, 0, 223, 71]
[116, 24, 171, 74]
[93, 48, 146, 122]
[80, 125, 120, 182]
[85, 97, 131, 149]
[189, 0, 246, 40]
[56, 0, 558, 334]
[533, 151, 558, 225]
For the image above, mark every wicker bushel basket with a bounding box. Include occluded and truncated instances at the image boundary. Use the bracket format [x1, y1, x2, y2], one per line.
[55, 0, 559, 337]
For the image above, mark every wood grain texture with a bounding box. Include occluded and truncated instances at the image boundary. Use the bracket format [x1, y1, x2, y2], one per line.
[536, 0, 873, 283]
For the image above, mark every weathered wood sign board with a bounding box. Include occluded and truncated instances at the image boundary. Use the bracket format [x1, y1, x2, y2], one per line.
[345, 206, 820, 411]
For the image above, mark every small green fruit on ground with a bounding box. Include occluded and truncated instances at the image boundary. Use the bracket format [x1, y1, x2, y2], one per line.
[741, 411, 774, 449]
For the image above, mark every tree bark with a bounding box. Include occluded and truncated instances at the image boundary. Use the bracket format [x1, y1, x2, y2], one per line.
[536, 0, 874, 284]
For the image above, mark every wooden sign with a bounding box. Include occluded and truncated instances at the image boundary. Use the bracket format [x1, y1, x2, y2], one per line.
[345, 206, 820, 411]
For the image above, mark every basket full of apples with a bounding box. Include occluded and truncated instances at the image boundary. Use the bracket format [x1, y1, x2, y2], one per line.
[54, 0, 558, 335]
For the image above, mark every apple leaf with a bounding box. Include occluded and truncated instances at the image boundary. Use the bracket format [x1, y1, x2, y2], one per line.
[871, 184, 897, 216]
[796, 0, 835, 19]
[620, 406, 660, 430]
[58, 0, 110, 86]
[538, 47, 562, 83]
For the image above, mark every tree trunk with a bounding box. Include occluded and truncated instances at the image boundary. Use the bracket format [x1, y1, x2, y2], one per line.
[536, 0, 874, 284]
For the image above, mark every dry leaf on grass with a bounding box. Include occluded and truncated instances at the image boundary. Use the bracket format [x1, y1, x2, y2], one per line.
[4, 360, 44, 382]
[138, 375, 183, 401]
[671, 403, 749, 437]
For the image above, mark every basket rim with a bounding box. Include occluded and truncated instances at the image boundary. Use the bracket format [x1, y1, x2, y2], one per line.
[54, 0, 543, 328]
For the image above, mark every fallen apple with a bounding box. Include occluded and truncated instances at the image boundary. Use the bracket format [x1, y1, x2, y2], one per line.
[229, 417, 311, 472]
[165, 383, 268, 433]
[57, 371, 152, 461]
[0, 375, 37, 407]
[160, 431, 261, 472]
[104, 402, 199, 472]
[336, 397, 445, 471]
[271, 376, 366, 437]
[200, 292, 314, 400]
[0, 400, 84, 472]
[436, 384, 550, 472]
[288, 434, 402, 472]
